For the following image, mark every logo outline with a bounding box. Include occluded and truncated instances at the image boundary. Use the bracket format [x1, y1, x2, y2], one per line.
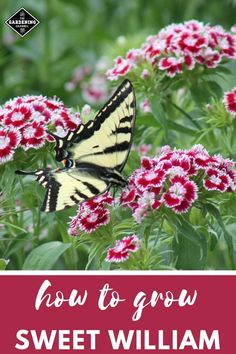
[5, 7, 40, 38]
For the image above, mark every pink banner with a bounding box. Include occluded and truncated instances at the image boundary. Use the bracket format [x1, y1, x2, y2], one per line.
[0, 274, 235, 353]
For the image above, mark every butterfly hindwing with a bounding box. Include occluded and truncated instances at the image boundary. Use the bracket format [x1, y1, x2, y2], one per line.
[34, 168, 110, 212]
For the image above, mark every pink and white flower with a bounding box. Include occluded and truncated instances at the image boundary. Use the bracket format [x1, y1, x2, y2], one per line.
[106, 234, 140, 262]
[68, 192, 114, 235]
[223, 87, 236, 116]
[119, 144, 236, 221]
[107, 56, 132, 80]
[140, 98, 151, 113]
[162, 175, 198, 213]
[0, 95, 82, 163]
[135, 169, 166, 191]
[82, 75, 109, 105]
[107, 20, 236, 80]
[79, 207, 110, 233]
[20, 122, 46, 150]
[204, 168, 230, 192]
[0, 128, 21, 163]
[158, 56, 184, 77]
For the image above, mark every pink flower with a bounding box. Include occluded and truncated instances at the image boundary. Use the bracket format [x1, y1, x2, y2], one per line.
[106, 235, 140, 263]
[119, 144, 235, 221]
[231, 25, 236, 34]
[120, 188, 136, 205]
[133, 191, 161, 223]
[140, 98, 151, 113]
[137, 144, 152, 156]
[107, 20, 236, 81]
[223, 88, 236, 116]
[162, 175, 198, 213]
[68, 213, 81, 236]
[204, 168, 230, 192]
[20, 122, 46, 150]
[184, 54, 195, 70]
[0, 95, 82, 162]
[196, 48, 221, 68]
[68, 192, 114, 235]
[65, 65, 91, 91]
[79, 207, 110, 233]
[158, 57, 184, 77]
[81, 104, 92, 116]
[3, 105, 32, 128]
[141, 69, 150, 79]
[57, 109, 81, 131]
[82, 75, 109, 104]
[107, 57, 132, 80]
[84, 191, 114, 208]
[126, 49, 141, 64]
[178, 31, 206, 53]
[135, 169, 166, 191]
[0, 128, 21, 163]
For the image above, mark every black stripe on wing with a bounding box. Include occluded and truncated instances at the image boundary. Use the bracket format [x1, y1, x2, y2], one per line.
[49, 80, 135, 163]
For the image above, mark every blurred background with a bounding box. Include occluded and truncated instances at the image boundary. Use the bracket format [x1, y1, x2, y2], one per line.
[1, 0, 236, 106]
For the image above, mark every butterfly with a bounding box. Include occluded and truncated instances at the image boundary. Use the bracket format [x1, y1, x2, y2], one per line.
[16, 80, 136, 212]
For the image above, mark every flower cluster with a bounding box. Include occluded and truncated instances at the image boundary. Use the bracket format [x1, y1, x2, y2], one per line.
[106, 234, 140, 263]
[120, 145, 236, 223]
[223, 87, 236, 116]
[0, 95, 81, 164]
[69, 192, 114, 235]
[65, 57, 111, 105]
[107, 20, 236, 80]
[64, 65, 91, 92]
[81, 74, 109, 105]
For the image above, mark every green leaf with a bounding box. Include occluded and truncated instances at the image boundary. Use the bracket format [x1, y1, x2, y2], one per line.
[206, 81, 223, 98]
[0, 221, 28, 234]
[215, 66, 232, 75]
[190, 83, 212, 105]
[23, 241, 71, 270]
[150, 98, 167, 130]
[173, 215, 204, 247]
[137, 114, 160, 127]
[166, 119, 197, 136]
[205, 203, 235, 269]
[174, 232, 207, 270]
[172, 216, 207, 270]
[0, 259, 9, 270]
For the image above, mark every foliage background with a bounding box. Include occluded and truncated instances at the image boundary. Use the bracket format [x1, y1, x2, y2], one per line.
[1, 0, 236, 270]
[1, 0, 236, 105]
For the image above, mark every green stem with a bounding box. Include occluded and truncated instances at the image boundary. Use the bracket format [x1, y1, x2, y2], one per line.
[170, 101, 201, 130]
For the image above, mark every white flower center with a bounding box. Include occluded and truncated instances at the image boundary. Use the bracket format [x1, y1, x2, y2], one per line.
[185, 37, 196, 46]
[0, 136, 10, 148]
[210, 175, 221, 184]
[24, 126, 36, 138]
[115, 242, 126, 252]
[87, 214, 98, 223]
[170, 182, 186, 197]
[145, 171, 157, 181]
[32, 111, 44, 122]
[11, 112, 24, 121]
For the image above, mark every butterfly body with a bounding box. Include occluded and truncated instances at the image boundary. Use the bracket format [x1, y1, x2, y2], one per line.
[16, 80, 135, 212]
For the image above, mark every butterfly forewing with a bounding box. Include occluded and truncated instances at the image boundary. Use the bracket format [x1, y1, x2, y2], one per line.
[60, 80, 136, 171]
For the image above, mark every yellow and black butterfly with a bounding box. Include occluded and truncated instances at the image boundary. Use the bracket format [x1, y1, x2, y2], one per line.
[16, 80, 136, 212]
